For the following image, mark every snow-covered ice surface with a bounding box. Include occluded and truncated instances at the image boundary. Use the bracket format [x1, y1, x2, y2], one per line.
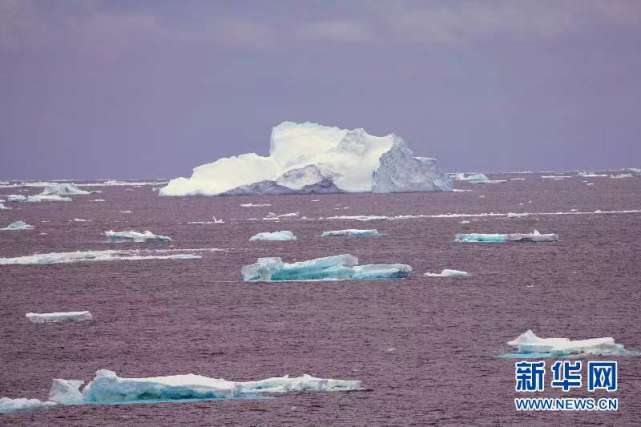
[0, 202, 8, 210]
[105, 230, 172, 243]
[455, 230, 558, 243]
[321, 229, 381, 237]
[501, 330, 639, 358]
[242, 254, 411, 282]
[160, 121, 450, 196]
[240, 203, 272, 207]
[26, 311, 93, 323]
[39, 183, 90, 196]
[0, 249, 207, 266]
[1, 221, 34, 231]
[0, 398, 56, 414]
[424, 269, 470, 278]
[249, 231, 297, 241]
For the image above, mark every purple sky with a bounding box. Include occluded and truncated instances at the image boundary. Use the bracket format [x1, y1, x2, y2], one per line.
[2, 0, 641, 180]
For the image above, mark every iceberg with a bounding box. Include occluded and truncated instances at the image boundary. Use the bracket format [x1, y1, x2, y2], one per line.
[502, 330, 638, 358]
[160, 121, 451, 196]
[424, 269, 470, 278]
[1, 220, 33, 231]
[105, 230, 172, 243]
[241, 254, 411, 282]
[321, 229, 381, 237]
[455, 230, 558, 243]
[249, 231, 297, 241]
[0, 398, 56, 414]
[26, 311, 93, 323]
[39, 183, 90, 196]
[0, 249, 204, 266]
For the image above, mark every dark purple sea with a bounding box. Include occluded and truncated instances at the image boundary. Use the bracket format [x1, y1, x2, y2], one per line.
[1, 173, 640, 425]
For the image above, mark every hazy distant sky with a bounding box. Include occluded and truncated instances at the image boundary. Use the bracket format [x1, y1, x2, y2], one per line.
[2, 0, 640, 179]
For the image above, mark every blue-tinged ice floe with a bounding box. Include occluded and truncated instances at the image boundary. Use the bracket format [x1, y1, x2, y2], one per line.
[0, 369, 362, 414]
[249, 231, 297, 241]
[321, 229, 381, 237]
[39, 183, 90, 196]
[453, 172, 506, 184]
[500, 330, 639, 358]
[105, 230, 172, 243]
[1, 221, 33, 231]
[0, 249, 210, 266]
[242, 254, 411, 282]
[26, 311, 93, 323]
[455, 230, 558, 243]
[424, 269, 470, 278]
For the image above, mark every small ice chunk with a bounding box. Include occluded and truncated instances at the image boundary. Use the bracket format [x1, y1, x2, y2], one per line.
[249, 231, 297, 241]
[504, 329, 636, 358]
[0, 398, 56, 414]
[241, 203, 272, 207]
[507, 230, 559, 242]
[0, 202, 8, 210]
[105, 230, 172, 243]
[1, 220, 34, 231]
[263, 212, 299, 221]
[507, 212, 529, 218]
[610, 173, 633, 179]
[26, 311, 93, 323]
[459, 220, 470, 224]
[321, 229, 381, 237]
[424, 269, 470, 278]
[455, 230, 558, 243]
[242, 254, 411, 282]
[92, 199, 106, 202]
[7, 194, 26, 202]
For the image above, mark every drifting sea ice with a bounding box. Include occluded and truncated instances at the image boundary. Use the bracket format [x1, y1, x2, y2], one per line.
[104, 230, 172, 243]
[455, 230, 558, 243]
[241, 203, 272, 207]
[0, 249, 203, 266]
[501, 330, 638, 358]
[249, 231, 297, 241]
[321, 229, 381, 237]
[26, 311, 93, 324]
[0, 398, 56, 414]
[242, 254, 411, 282]
[40, 183, 90, 196]
[0, 202, 8, 210]
[1, 220, 33, 231]
[7, 194, 26, 202]
[424, 269, 470, 278]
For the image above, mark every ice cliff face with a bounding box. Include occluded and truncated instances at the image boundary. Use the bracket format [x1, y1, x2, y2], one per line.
[160, 121, 450, 196]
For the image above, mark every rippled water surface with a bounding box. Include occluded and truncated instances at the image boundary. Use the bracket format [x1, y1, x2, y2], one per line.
[1, 174, 640, 425]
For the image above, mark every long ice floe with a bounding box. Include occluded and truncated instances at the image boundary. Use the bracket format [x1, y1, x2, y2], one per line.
[424, 269, 470, 278]
[1, 221, 34, 231]
[242, 254, 411, 282]
[0, 398, 56, 414]
[105, 230, 172, 243]
[321, 229, 381, 237]
[502, 330, 638, 358]
[455, 230, 558, 243]
[249, 231, 297, 241]
[0, 249, 209, 266]
[26, 311, 93, 323]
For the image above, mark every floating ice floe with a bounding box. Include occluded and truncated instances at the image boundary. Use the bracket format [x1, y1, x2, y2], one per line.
[321, 229, 381, 237]
[0, 369, 361, 414]
[455, 230, 558, 243]
[0, 202, 8, 210]
[92, 198, 106, 202]
[506, 212, 529, 218]
[105, 230, 172, 243]
[454, 172, 506, 184]
[1, 221, 33, 231]
[541, 175, 572, 180]
[241, 203, 272, 207]
[263, 212, 299, 221]
[249, 231, 297, 241]
[0, 249, 208, 266]
[424, 269, 470, 278]
[188, 216, 224, 225]
[26, 311, 93, 323]
[577, 171, 607, 178]
[7, 194, 26, 202]
[501, 330, 638, 358]
[26, 194, 72, 203]
[160, 121, 451, 196]
[610, 173, 634, 179]
[40, 183, 90, 196]
[242, 254, 411, 282]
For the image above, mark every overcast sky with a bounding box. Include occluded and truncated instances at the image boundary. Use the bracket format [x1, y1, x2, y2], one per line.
[2, 0, 640, 179]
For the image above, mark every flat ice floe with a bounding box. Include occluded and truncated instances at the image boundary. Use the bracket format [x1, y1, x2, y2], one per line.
[241, 203, 272, 207]
[263, 211, 299, 221]
[242, 254, 411, 282]
[502, 330, 638, 358]
[25, 194, 72, 203]
[7, 194, 26, 202]
[1, 220, 33, 231]
[0, 202, 8, 210]
[26, 311, 93, 323]
[424, 269, 470, 278]
[39, 183, 90, 196]
[321, 229, 381, 237]
[0, 369, 361, 413]
[0, 249, 207, 266]
[454, 172, 506, 184]
[105, 230, 172, 243]
[249, 231, 297, 241]
[455, 230, 558, 243]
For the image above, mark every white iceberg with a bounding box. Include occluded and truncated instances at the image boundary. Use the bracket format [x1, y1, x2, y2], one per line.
[0, 398, 56, 414]
[503, 330, 637, 358]
[249, 231, 297, 241]
[0, 249, 203, 266]
[242, 254, 411, 282]
[7, 194, 26, 202]
[159, 121, 451, 196]
[26, 311, 93, 323]
[455, 230, 558, 243]
[321, 229, 381, 237]
[1, 220, 33, 231]
[105, 230, 172, 243]
[424, 269, 470, 278]
[40, 182, 90, 196]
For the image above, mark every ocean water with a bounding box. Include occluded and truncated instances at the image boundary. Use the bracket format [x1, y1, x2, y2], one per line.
[1, 174, 640, 425]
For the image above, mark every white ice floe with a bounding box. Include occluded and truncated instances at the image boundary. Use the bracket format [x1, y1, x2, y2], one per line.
[39, 183, 90, 196]
[503, 330, 638, 358]
[26, 311, 93, 323]
[0, 249, 208, 266]
[459, 220, 470, 224]
[610, 173, 634, 179]
[160, 121, 451, 196]
[321, 229, 381, 237]
[424, 269, 470, 278]
[0, 398, 56, 414]
[454, 172, 506, 184]
[92, 199, 106, 202]
[249, 231, 297, 241]
[242, 254, 411, 282]
[105, 230, 172, 243]
[71, 218, 90, 222]
[1, 220, 33, 231]
[455, 230, 558, 243]
[26, 194, 72, 203]
[506, 212, 529, 218]
[7, 194, 26, 202]
[577, 171, 607, 178]
[541, 175, 572, 180]
[0, 202, 8, 210]
[240, 203, 272, 207]
[263, 211, 299, 221]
